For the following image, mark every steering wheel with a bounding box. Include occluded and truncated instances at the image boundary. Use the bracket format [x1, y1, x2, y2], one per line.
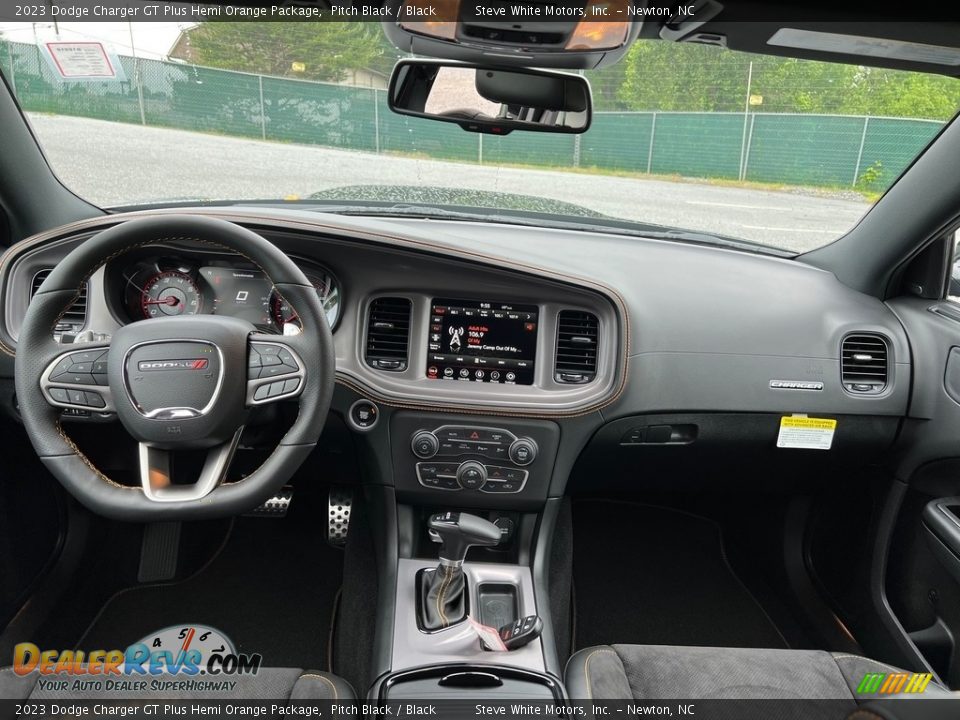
[14, 216, 335, 521]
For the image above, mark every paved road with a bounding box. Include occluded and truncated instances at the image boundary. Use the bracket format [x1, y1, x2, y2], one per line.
[29, 114, 871, 252]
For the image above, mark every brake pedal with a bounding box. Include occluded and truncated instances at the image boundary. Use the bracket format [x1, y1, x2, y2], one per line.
[328, 487, 353, 546]
[138, 522, 181, 582]
[245, 486, 294, 517]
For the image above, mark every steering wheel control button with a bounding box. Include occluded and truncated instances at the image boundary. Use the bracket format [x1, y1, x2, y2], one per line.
[348, 400, 379, 432]
[246, 342, 306, 406]
[42, 348, 118, 413]
[411, 430, 440, 459]
[50, 357, 75, 378]
[266, 382, 285, 399]
[508, 438, 538, 466]
[84, 392, 106, 409]
[457, 461, 487, 490]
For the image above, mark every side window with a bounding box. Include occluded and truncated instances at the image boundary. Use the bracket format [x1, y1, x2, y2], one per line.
[950, 230, 960, 303]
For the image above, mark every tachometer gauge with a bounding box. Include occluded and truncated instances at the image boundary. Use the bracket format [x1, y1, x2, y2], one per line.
[270, 271, 340, 332]
[141, 271, 202, 318]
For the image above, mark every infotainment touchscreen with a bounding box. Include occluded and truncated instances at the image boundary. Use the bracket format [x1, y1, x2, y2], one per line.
[426, 299, 539, 385]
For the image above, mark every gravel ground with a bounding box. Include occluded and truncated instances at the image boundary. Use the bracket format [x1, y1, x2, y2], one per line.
[28, 113, 872, 252]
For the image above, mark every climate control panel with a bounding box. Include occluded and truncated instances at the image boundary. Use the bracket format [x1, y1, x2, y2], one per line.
[416, 461, 528, 493]
[408, 425, 539, 494]
[390, 412, 559, 509]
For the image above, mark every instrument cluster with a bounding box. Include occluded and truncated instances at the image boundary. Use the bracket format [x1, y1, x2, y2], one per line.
[111, 254, 341, 334]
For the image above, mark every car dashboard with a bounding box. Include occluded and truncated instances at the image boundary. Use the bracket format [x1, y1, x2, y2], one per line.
[0, 206, 918, 630]
[0, 208, 631, 419]
[0, 206, 911, 421]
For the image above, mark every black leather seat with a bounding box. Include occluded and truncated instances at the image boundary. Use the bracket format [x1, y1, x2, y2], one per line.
[0, 666, 355, 700]
[566, 645, 954, 716]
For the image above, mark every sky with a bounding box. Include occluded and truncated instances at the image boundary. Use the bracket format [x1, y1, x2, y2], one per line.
[0, 22, 191, 60]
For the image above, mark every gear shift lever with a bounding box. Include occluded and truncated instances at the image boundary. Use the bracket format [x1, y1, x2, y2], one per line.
[429, 511, 502, 566]
[419, 512, 501, 630]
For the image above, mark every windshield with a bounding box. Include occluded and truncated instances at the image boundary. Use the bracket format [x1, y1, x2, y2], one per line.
[1, 22, 958, 253]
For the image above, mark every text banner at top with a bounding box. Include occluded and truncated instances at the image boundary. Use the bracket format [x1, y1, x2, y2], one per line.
[0, 1, 951, 23]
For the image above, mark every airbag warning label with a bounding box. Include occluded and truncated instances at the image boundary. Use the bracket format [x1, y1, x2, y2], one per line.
[777, 416, 837, 450]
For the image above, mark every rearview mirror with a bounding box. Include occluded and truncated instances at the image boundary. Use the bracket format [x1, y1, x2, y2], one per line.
[388, 60, 592, 135]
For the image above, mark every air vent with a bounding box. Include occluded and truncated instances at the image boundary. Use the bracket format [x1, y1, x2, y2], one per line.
[365, 297, 411, 372]
[555, 310, 598, 384]
[841, 334, 888, 394]
[31, 269, 87, 334]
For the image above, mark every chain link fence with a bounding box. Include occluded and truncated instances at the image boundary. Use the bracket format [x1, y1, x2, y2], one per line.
[1, 39, 945, 193]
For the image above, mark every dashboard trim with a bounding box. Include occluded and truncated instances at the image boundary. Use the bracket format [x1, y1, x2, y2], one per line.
[0, 208, 631, 418]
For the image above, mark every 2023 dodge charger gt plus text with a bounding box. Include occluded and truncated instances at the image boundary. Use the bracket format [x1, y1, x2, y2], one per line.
[1, 4, 960, 719]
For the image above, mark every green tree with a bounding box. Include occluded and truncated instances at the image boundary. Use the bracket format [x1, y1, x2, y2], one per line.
[618, 41, 755, 112]
[844, 68, 960, 119]
[183, 23, 388, 82]
[616, 40, 960, 121]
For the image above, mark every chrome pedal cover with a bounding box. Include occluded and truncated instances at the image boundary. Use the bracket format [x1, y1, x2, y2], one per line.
[245, 486, 293, 517]
[328, 487, 353, 546]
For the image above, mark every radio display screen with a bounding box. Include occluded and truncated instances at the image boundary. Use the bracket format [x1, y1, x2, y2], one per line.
[427, 299, 539, 385]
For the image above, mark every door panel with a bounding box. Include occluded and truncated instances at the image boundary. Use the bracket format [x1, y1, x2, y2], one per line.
[884, 296, 960, 688]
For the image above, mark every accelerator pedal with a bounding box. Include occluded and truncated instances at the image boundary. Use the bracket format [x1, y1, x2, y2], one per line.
[328, 487, 353, 547]
[245, 486, 294, 518]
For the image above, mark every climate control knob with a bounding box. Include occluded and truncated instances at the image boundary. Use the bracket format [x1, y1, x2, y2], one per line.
[457, 461, 488, 490]
[508, 438, 538, 466]
[411, 430, 440, 459]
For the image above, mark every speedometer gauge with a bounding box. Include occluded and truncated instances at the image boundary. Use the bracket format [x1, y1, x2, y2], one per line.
[141, 271, 202, 318]
[270, 272, 340, 332]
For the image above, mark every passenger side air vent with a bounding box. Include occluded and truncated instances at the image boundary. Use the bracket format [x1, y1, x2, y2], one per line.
[31, 269, 87, 335]
[841, 334, 888, 394]
[365, 297, 411, 372]
[555, 310, 598, 384]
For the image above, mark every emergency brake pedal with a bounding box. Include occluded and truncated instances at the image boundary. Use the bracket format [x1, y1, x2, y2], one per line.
[245, 486, 294, 517]
[328, 487, 353, 547]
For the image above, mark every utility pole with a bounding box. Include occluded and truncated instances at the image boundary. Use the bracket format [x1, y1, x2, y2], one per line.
[738, 60, 753, 182]
[129, 21, 146, 126]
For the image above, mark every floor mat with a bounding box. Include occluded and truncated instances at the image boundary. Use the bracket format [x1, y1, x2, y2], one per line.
[572, 500, 789, 651]
[79, 490, 343, 670]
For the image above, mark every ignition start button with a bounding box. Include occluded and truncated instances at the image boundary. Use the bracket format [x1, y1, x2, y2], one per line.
[348, 399, 379, 432]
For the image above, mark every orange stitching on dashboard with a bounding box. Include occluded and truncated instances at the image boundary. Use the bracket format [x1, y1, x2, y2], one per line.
[4, 210, 631, 416]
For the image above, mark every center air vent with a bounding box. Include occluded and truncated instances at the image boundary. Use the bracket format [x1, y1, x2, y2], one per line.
[31, 269, 87, 335]
[841, 334, 888, 394]
[555, 310, 598, 384]
[365, 297, 411, 372]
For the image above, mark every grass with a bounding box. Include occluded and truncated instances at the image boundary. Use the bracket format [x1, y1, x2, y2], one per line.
[379, 148, 880, 203]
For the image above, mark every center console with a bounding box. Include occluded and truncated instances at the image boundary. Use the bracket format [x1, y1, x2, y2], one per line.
[377, 410, 566, 700]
